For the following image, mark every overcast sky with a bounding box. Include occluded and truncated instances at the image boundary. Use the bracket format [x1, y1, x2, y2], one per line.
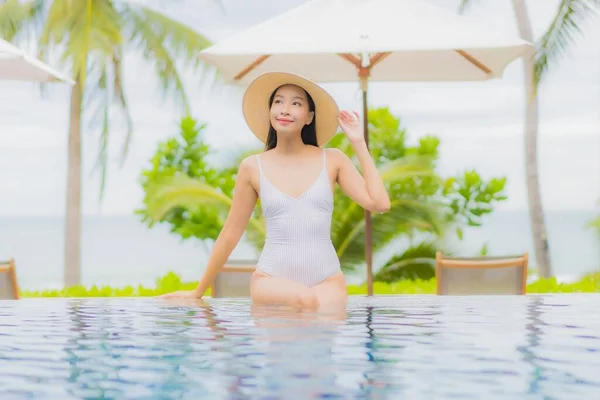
[0, 0, 598, 216]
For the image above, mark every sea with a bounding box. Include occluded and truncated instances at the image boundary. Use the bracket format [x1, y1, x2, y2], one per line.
[0, 210, 598, 291]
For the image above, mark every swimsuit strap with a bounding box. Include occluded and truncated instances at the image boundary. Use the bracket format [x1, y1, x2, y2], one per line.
[255, 154, 264, 176]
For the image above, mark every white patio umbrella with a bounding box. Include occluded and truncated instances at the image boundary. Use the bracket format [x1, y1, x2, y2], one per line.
[198, 0, 533, 295]
[0, 37, 73, 84]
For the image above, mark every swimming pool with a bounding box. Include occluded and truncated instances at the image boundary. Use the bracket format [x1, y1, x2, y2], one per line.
[1, 295, 598, 399]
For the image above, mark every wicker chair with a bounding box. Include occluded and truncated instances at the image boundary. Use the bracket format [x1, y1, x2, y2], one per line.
[210, 259, 257, 298]
[435, 252, 528, 295]
[0, 258, 20, 299]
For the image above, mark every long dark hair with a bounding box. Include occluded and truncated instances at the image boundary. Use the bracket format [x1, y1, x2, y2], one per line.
[264, 85, 317, 151]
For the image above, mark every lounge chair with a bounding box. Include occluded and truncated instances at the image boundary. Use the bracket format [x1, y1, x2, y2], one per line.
[211, 259, 257, 298]
[0, 258, 20, 299]
[435, 252, 528, 295]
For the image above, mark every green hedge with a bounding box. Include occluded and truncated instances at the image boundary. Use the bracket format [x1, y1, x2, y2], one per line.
[20, 271, 599, 298]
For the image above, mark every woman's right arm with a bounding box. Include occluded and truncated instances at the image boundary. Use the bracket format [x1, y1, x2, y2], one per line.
[158, 156, 259, 299]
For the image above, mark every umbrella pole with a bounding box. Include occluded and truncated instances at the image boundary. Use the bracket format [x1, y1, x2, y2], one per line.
[361, 76, 373, 297]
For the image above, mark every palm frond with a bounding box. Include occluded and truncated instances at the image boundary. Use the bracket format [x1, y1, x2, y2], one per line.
[535, 0, 600, 86]
[378, 154, 437, 181]
[0, 0, 49, 98]
[332, 154, 436, 231]
[0, 0, 44, 40]
[86, 58, 111, 199]
[85, 42, 134, 203]
[374, 241, 446, 282]
[146, 175, 233, 218]
[457, 0, 478, 13]
[112, 44, 134, 166]
[129, 4, 212, 61]
[122, 3, 214, 112]
[37, 0, 122, 86]
[336, 198, 445, 271]
[134, 3, 219, 91]
[145, 174, 266, 240]
[329, 154, 442, 270]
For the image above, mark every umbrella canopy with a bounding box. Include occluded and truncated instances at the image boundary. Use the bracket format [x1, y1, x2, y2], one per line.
[198, 0, 533, 295]
[199, 0, 531, 84]
[0, 37, 74, 84]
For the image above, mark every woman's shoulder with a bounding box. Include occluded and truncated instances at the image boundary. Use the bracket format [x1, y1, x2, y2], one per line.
[239, 154, 261, 176]
[324, 147, 347, 163]
[324, 147, 343, 156]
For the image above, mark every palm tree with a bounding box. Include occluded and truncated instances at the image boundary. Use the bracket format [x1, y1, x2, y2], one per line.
[0, 0, 215, 286]
[459, 0, 600, 278]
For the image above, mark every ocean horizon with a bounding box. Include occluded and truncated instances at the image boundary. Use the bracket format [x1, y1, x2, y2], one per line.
[0, 209, 598, 291]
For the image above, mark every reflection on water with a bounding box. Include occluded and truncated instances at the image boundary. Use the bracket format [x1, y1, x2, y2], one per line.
[0, 295, 599, 399]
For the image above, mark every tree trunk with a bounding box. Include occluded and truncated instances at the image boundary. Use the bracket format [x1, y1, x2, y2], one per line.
[64, 79, 83, 287]
[511, 0, 553, 278]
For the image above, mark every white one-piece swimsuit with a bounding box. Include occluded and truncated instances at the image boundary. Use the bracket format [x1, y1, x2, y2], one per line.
[255, 149, 342, 287]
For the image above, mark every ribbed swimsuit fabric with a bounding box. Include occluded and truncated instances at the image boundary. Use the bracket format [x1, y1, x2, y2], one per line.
[255, 149, 341, 287]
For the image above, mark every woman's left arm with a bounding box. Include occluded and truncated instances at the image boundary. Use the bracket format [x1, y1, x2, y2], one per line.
[333, 110, 391, 213]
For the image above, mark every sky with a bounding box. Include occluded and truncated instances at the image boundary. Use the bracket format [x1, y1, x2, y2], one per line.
[0, 0, 598, 217]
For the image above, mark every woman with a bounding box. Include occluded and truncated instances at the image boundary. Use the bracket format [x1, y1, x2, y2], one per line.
[159, 72, 390, 309]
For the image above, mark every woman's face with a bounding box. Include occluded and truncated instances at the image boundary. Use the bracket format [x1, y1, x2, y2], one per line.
[269, 84, 314, 135]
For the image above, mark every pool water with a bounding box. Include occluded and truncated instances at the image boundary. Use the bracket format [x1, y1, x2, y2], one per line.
[0, 295, 599, 399]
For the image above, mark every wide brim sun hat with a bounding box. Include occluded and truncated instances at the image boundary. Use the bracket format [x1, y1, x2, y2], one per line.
[242, 72, 340, 146]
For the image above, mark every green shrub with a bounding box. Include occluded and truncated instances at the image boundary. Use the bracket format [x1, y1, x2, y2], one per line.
[526, 272, 600, 294]
[21, 271, 598, 298]
[22, 272, 207, 298]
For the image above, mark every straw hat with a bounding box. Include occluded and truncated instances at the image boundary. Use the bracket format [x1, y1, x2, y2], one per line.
[242, 72, 340, 146]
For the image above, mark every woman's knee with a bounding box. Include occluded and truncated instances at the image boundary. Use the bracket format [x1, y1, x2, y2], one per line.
[295, 291, 319, 309]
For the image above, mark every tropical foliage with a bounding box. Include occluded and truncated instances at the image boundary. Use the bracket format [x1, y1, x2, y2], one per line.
[137, 109, 508, 281]
[137, 117, 241, 243]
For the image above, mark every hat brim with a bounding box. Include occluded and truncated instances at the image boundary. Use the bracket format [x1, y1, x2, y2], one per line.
[242, 72, 340, 146]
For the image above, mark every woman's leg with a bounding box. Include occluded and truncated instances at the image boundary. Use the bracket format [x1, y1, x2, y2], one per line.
[312, 271, 348, 310]
[250, 270, 348, 311]
[250, 270, 319, 309]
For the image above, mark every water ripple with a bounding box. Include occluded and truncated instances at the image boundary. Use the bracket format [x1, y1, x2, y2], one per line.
[0, 295, 598, 399]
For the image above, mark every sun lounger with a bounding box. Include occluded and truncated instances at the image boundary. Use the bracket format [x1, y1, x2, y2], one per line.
[435, 252, 528, 295]
[211, 259, 257, 298]
[0, 258, 20, 299]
